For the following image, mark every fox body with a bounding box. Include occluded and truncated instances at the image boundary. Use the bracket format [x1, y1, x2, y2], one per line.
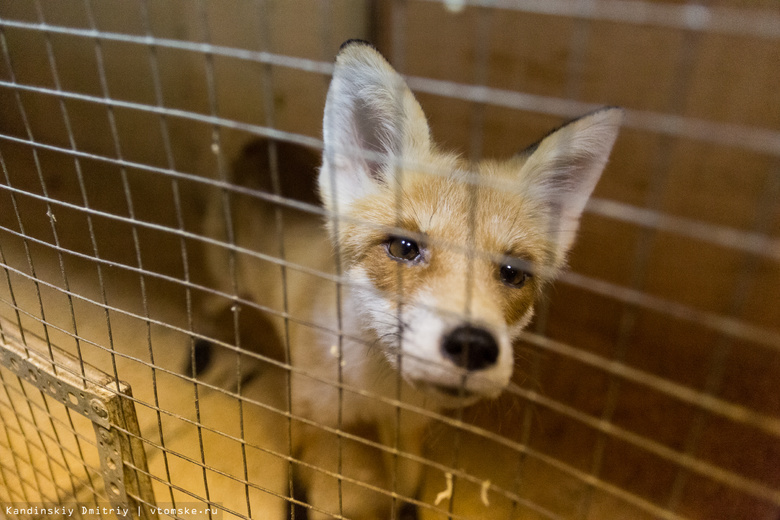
[204, 41, 621, 518]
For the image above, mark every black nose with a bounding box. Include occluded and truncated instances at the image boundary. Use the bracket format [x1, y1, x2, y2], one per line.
[441, 326, 499, 371]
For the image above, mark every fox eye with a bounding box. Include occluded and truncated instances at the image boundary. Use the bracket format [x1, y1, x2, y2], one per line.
[386, 236, 421, 262]
[499, 263, 530, 288]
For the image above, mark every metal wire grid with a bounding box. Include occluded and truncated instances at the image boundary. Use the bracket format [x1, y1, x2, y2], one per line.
[0, 1, 777, 519]
[0, 319, 157, 519]
[0, 348, 106, 509]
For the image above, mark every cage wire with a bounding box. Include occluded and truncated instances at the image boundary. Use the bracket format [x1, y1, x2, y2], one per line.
[0, 1, 778, 519]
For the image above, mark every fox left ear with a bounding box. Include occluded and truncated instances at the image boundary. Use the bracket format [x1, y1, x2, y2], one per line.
[520, 107, 623, 263]
[320, 41, 432, 212]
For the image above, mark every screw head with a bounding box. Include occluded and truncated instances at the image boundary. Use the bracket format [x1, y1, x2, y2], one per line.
[99, 427, 113, 443]
[90, 399, 108, 419]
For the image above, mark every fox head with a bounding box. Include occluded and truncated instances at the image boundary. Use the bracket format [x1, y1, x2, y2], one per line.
[319, 40, 621, 406]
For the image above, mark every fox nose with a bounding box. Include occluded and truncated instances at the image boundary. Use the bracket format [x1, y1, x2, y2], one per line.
[442, 326, 499, 371]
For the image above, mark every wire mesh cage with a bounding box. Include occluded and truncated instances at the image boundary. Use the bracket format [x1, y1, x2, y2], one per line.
[0, 1, 778, 519]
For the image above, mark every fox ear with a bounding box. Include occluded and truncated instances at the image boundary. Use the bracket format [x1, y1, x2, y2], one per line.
[319, 40, 431, 211]
[520, 108, 623, 262]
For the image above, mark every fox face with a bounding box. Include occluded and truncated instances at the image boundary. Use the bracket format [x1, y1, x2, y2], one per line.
[320, 41, 621, 406]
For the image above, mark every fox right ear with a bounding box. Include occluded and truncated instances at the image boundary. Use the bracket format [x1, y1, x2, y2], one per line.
[319, 41, 431, 212]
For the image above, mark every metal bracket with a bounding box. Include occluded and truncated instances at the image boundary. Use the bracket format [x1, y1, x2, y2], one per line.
[0, 319, 157, 520]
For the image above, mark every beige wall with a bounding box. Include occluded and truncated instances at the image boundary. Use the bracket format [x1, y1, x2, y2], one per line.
[0, 0, 367, 273]
[0, 0, 368, 176]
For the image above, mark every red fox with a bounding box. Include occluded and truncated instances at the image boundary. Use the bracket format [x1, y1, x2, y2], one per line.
[203, 40, 621, 518]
